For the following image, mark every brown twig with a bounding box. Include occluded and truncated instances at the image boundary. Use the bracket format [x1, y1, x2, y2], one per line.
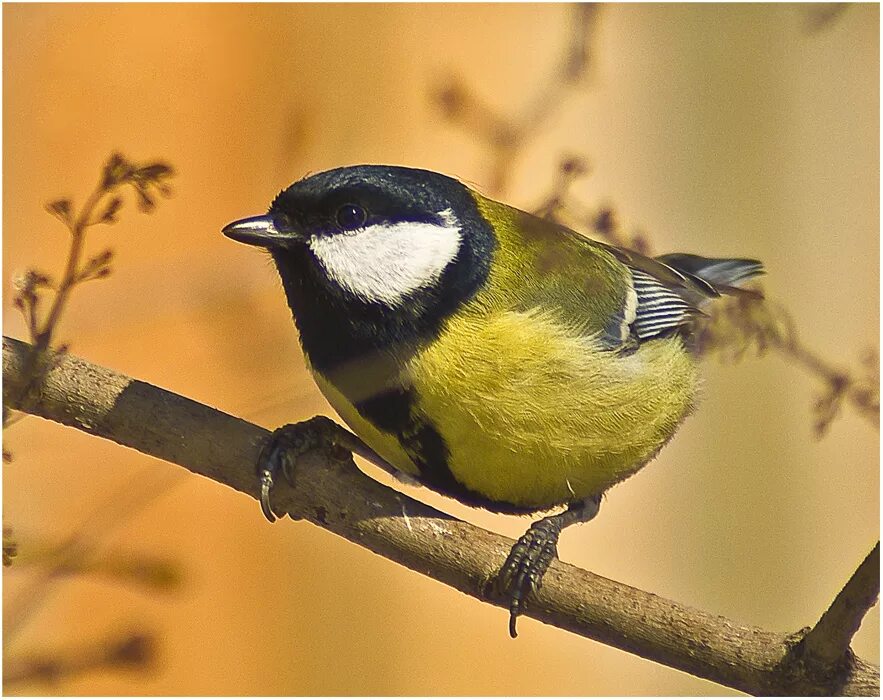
[695, 294, 879, 435]
[10, 542, 181, 592]
[3, 630, 157, 690]
[434, 5, 600, 195]
[37, 185, 105, 346]
[2, 466, 183, 646]
[4, 525, 19, 567]
[532, 156, 652, 254]
[797, 543, 880, 670]
[2, 336, 878, 696]
[801, 3, 852, 33]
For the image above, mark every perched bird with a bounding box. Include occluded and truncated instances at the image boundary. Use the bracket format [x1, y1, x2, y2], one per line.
[223, 165, 763, 636]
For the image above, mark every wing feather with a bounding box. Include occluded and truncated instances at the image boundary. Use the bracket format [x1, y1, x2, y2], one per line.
[624, 252, 764, 341]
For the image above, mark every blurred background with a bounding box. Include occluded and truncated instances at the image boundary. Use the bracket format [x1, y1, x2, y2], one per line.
[2, 3, 879, 695]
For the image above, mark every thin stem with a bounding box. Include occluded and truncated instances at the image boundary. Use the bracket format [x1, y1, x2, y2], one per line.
[36, 182, 107, 349]
[3, 466, 182, 646]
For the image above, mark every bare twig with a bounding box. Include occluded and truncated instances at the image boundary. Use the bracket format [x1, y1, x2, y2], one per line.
[801, 3, 852, 33]
[3, 630, 156, 690]
[9, 542, 181, 591]
[798, 543, 880, 669]
[3, 466, 183, 646]
[434, 5, 600, 195]
[695, 294, 879, 435]
[532, 157, 652, 254]
[4, 525, 19, 567]
[2, 335, 878, 696]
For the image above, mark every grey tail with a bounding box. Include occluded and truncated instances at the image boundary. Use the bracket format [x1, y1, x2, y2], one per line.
[655, 253, 765, 298]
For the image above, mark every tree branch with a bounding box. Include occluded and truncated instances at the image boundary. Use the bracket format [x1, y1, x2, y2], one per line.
[2, 336, 878, 696]
[798, 543, 880, 669]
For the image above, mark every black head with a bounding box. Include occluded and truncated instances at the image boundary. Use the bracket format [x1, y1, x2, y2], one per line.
[223, 165, 495, 373]
[270, 165, 475, 240]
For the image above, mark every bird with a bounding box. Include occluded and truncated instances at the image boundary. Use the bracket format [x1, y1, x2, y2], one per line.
[222, 164, 764, 637]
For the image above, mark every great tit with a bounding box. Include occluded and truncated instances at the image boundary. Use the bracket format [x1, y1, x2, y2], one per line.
[222, 164, 763, 637]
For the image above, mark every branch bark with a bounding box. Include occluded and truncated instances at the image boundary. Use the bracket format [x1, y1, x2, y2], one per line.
[2, 336, 878, 696]
[799, 543, 880, 668]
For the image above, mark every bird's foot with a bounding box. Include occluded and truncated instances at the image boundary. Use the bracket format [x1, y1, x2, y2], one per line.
[257, 416, 351, 522]
[497, 495, 602, 637]
[498, 515, 563, 638]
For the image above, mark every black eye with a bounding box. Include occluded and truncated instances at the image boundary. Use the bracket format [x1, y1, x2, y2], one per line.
[272, 213, 292, 231]
[336, 204, 367, 230]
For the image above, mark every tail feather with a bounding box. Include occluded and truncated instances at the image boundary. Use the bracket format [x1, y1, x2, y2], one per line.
[655, 253, 765, 298]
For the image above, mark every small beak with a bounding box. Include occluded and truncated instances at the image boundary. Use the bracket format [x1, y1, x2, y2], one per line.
[222, 215, 300, 248]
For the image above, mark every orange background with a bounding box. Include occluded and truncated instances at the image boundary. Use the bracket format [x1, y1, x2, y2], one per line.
[3, 3, 879, 695]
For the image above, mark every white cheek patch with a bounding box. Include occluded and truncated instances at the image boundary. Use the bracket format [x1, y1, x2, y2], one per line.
[308, 209, 462, 306]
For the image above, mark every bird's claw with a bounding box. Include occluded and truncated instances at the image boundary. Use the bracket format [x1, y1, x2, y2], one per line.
[498, 517, 563, 638]
[256, 417, 345, 523]
[259, 468, 277, 523]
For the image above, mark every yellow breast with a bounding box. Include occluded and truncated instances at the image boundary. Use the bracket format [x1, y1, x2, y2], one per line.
[406, 305, 698, 508]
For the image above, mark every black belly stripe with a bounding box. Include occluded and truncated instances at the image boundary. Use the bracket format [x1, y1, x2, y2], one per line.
[355, 387, 536, 514]
[355, 387, 457, 492]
